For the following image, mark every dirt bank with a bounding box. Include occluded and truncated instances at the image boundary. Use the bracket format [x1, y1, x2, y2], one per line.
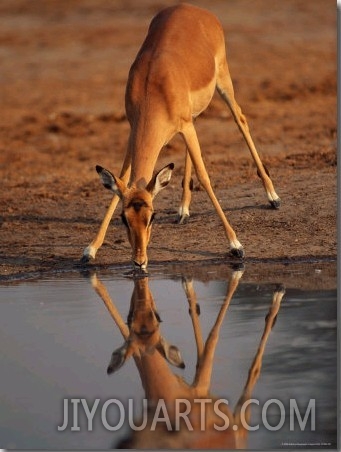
[0, 0, 337, 285]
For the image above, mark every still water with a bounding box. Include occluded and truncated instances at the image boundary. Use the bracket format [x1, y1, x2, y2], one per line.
[0, 264, 337, 450]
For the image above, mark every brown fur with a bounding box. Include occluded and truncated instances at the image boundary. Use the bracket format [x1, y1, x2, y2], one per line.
[82, 4, 280, 270]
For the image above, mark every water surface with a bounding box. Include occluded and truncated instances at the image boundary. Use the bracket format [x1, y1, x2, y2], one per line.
[0, 264, 337, 449]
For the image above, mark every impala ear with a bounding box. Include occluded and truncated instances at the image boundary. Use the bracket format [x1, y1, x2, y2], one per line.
[146, 163, 174, 198]
[107, 342, 131, 375]
[157, 337, 185, 369]
[96, 165, 126, 199]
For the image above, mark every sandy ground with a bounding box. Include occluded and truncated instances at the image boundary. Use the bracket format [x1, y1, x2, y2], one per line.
[0, 0, 337, 287]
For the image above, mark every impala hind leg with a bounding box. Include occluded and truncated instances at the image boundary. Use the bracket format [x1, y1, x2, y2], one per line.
[81, 150, 132, 263]
[233, 284, 285, 442]
[181, 123, 244, 258]
[177, 150, 193, 224]
[216, 63, 281, 209]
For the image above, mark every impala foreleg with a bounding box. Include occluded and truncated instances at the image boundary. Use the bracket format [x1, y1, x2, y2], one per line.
[81, 150, 132, 263]
[181, 123, 244, 258]
[216, 66, 281, 209]
[178, 150, 193, 224]
[193, 268, 244, 393]
[81, 194, 121, 262]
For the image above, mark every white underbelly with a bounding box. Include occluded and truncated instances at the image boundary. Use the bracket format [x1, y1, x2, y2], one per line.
[190, 77, 216, 117]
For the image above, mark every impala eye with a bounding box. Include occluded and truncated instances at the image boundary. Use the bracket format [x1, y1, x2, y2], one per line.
[121, 213, 129, 228]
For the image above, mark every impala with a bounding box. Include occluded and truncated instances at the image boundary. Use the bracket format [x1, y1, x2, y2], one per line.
[82, 3, 281, 271]
[90, 269, 285, 449]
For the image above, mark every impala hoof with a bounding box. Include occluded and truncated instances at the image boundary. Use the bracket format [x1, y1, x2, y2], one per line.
[230, 247, 245, 259]
[133, 261, 148, 277]
[231, 262, 245, 272]
[80, 254, 92, 264]
[134, 269, 148, 277]
[81, 245, 96, 264]
[177, 213, 190, 224]
[188, 304, 201, 316]
[270, 198, 281, 209]
[274, 283, 286, 294]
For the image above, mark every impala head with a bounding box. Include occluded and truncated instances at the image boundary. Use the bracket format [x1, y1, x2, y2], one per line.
[107, 277, 184, 374]
[96, 163, 174, 273]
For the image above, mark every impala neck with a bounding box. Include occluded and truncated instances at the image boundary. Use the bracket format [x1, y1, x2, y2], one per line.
[127, 101, 176, 188]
